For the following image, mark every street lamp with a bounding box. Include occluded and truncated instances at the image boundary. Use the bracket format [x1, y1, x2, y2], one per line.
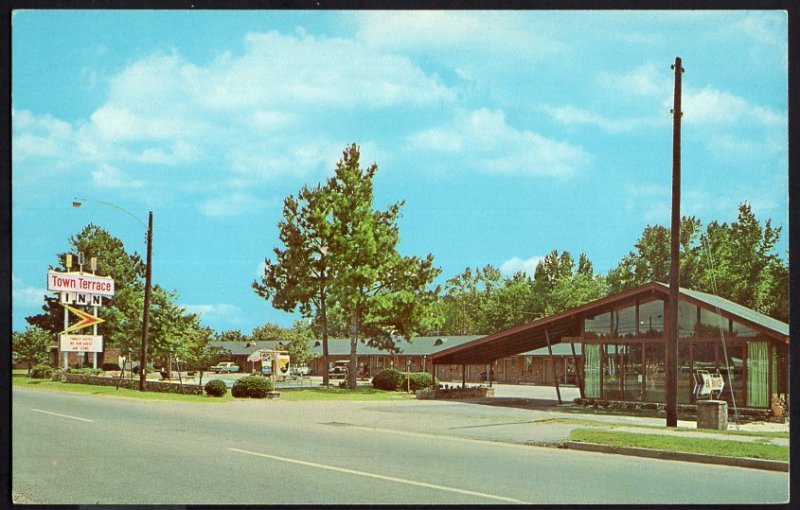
[73, 198, 153, 392]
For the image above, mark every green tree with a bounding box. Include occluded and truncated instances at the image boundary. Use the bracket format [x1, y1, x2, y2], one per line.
[607, 216, 701, 294]
[181, 326, 223, 386]
[253, 183, 335, 385]
[326, 144, 441, 389]
[12, 325, 52, 373]
[692, 203, 787, 320]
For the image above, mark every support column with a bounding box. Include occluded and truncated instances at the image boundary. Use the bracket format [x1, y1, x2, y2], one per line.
[546, 329, 562, 404]
[571, 342, 584, 399]
[461, 364, 466, 388]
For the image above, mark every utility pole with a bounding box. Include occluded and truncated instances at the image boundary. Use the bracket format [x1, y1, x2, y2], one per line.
[666, 56, 684, 427]
[139, 211, 153, 392]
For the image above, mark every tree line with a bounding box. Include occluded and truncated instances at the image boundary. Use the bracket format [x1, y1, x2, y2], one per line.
[16, 143, 788, 390]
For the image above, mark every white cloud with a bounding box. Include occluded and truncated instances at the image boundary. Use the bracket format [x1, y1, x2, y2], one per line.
[184, 303, 245, 325]
[540, 104, 661, 134]
[199, 192, 268, 218]
[354, 11, 563, 58]
[679, 86, 785, 127]
[408, 108, 591, 178]
[499, 256, 544, 278]
[12, 275, 47, 308]
[599, 63, 668, 98]
[91, 164, 144, 189]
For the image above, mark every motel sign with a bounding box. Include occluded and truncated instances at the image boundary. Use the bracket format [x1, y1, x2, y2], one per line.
[47, 270, 115, 297]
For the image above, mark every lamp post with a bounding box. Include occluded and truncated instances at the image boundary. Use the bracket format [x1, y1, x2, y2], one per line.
[73, 198, 153, 392]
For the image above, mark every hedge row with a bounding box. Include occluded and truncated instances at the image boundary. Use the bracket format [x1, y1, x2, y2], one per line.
[371, 369, 436, 392]
[61, 373, 204, 395]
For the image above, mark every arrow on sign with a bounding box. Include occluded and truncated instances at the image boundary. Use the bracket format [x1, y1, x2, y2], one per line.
[60, 304, 105, 334]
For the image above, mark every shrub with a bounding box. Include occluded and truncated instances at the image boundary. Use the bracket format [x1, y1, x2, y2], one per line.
[30, 364, 55, 379]
[371, 369, 405, 391]
[231, 375, 273, 399]
[204, 379, 228, 397]
[407, 372, 436, 391]
[67, 367, 103, 376]
[372, 369, 436, 392]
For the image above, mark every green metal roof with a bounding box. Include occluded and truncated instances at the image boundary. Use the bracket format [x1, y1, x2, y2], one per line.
[653, 282, 789, 338]
[213, 336, 485, 357]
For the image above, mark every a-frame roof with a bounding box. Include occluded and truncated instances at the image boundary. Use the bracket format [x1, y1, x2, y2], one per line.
[429, 282, 788, 366]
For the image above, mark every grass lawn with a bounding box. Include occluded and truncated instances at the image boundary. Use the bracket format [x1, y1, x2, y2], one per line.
[569, 428, 789, 462]
[535, 417, 789, 439]
[12, 373, 234, 402]
[279, 386, 415, 401]
[13, 372, 413, 402]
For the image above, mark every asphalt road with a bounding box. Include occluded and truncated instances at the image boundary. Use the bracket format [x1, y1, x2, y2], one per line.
[12, 387, 790, 505]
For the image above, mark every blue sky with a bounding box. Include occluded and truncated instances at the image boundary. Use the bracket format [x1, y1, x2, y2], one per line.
[12, 10, 788, 334]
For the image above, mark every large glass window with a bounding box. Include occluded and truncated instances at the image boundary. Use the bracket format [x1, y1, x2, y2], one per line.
[732, 321, 758, 337]
[718, 343, 745, 406]
[584, 312, 610, 340]
[678, 301, 698, 338]
[678, 342, 692, 403]
[612, 306, 637, 339]
[644, 343, 665, 402]
[699, 308, 728, 336]
[602, 344, 622, 400]
[639, 300, 664, 337]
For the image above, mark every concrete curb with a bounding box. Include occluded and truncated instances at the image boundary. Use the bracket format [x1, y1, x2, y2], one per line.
[565, 441, 788, 472]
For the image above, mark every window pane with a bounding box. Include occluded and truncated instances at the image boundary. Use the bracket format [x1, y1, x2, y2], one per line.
[612, 306, 637, 339]
[584, 312, 610, 340]
[603, 344, 623, 400]
[678, 343, 692, 403]
[699, 308, 728, 336]
[639, 300, 664, 337]
[678, 301, 697, 338]
[732, 321, 758, 337]
[623, 343, 644, 401]
[644, 343, 665, 402]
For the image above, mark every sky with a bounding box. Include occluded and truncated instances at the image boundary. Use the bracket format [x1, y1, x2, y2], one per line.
[11, 10, 789, 335]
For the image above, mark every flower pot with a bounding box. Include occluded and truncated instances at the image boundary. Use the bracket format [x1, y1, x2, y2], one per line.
[771, 405, 784, 417]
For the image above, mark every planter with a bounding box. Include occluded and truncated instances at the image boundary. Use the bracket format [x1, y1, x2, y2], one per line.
[771, 405, 784, 417]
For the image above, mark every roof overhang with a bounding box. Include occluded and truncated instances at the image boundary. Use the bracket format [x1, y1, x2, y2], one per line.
[430, 282, 789, 366]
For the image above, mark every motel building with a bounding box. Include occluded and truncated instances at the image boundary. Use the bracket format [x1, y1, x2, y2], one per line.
[430, 282, 789, 412]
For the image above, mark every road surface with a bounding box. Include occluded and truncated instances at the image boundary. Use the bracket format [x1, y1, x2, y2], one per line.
[12, 388, 789, 505]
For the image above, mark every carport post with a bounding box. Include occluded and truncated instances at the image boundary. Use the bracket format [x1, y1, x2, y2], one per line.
[545, 329, 562, 404]
[570, 342, 585, 399]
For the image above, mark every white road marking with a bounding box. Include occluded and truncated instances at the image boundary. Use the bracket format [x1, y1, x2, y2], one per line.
[31, 409, 93, 423]
[342, 424, 532, 448]
[228, 447, 526, 504]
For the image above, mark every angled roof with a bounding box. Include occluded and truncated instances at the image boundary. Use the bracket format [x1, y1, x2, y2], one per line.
[212, 336, 484, 358]
[430, 282, 788, 366]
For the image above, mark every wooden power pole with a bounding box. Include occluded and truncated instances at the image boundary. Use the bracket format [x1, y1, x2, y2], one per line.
[666, 56, 684, 427]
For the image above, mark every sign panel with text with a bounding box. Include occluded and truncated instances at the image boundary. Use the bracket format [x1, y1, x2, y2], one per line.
[59, 334, 103, 353]
[47, 270, 115, 297]
[60, 292, 103, 307]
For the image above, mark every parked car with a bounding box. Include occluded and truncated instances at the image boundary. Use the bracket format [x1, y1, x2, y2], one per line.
[209, 362, 240, 373]
[290, 365, 312, 376]
[329, 361, 349, 379]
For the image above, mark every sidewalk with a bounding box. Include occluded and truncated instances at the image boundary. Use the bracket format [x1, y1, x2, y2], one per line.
[286, 382, 789, 471]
